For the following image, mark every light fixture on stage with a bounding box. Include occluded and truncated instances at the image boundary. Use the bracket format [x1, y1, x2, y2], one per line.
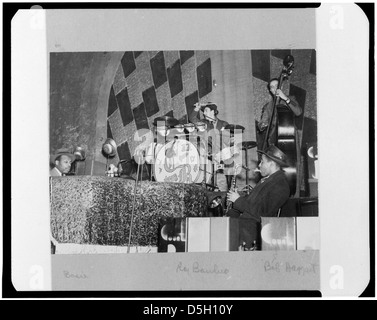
[102, 138, 117, 157]
[102, 138, 117, 175]
[73, 146, 86, 161]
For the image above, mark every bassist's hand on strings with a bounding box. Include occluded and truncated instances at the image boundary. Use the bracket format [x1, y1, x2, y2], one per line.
[275, 88, 289, 102]
[258, 121, 268, 132]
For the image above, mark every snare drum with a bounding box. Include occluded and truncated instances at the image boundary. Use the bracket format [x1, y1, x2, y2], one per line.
[153, 140, 201, 183]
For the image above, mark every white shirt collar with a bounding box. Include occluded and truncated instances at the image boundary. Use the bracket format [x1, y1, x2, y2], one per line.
[53, 167, 63, 176]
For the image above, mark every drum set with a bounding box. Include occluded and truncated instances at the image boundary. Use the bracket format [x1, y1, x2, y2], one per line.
[149, 116, 257, 190]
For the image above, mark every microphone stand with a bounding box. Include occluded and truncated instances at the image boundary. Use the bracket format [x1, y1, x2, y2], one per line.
[105, 155, 109, 175]
[127, 153, 143, 253]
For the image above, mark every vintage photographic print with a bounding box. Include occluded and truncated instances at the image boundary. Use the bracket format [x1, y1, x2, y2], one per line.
[49, 49, 318, 246]
[9, 5, 371, 298]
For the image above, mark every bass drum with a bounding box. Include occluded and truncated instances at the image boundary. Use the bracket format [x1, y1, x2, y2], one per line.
[153, 139, 201, 183]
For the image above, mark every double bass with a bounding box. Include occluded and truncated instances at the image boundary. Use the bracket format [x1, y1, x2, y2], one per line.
[262, 55, 298, 196]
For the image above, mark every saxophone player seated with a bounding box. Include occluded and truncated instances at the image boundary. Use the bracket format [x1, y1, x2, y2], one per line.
[226, 145, 290, 249]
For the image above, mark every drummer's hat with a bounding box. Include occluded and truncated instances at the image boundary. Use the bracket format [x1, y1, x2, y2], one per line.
[200, 102, 217, 112]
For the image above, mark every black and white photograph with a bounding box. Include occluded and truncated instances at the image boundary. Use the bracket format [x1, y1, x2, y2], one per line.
[8, 4, 372, 299]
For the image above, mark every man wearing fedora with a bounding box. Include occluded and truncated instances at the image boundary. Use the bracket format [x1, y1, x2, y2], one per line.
[50, 148, 76, 176]
[226, 145, 291, 249]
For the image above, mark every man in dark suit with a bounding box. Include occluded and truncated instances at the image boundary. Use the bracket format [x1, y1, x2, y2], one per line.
[226, 145, 290, 249]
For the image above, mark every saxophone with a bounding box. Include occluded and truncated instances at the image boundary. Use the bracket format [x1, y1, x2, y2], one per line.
[226, 164, 240, 213]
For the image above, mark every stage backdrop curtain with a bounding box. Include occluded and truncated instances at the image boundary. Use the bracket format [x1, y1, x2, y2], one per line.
[208, 50, 258, 188]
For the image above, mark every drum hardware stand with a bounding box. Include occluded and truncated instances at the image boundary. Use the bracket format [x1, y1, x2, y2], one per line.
[196, 136, 206, 188]
[243, 146, 249, 187]
[213, 161, 219, 187]
[201, 156, 208, 188]
[197, 137, 216, 190]
[241, 140, 257, 194]
[212, 161, 220, 191]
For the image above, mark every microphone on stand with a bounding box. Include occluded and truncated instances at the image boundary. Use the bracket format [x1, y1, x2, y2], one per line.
[127, 154, 143, 254]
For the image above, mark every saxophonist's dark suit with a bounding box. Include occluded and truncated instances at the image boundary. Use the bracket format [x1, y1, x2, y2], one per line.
[227, 170, 290, 248]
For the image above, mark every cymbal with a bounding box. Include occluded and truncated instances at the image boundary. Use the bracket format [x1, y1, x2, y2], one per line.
[153, 116, 179, 128]
[225, 124, 245, 132]
[242, 141, 257, 150]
